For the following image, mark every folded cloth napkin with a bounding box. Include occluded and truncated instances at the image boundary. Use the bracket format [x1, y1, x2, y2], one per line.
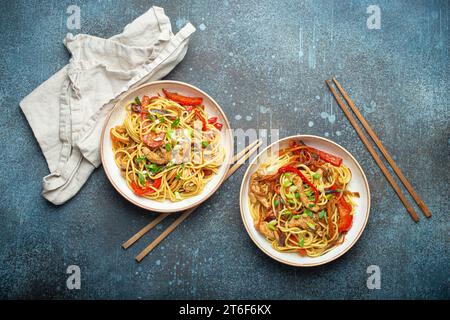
[20, 6, 195, 205]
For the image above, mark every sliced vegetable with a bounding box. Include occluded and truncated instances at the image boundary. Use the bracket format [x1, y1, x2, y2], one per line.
[307, 147, 343, 167]
[306, 221, 316, 230]
[304, 208, 313, 217]
[282, 180, 292, 187]
[145, 163, 162, 174]
[162, 89, 203, 106]
[137, 172, 146, 185]
[135, 155, 146, 163]
[141, 95, 151, 107]
[165, 143, 171, 152]
[338, 214, 353, 232]
[195, 109, 208, 131]
[135, 96, 141, 105]
[171, 117, 180, 128]
[318, 210, 327, 219]
[325, 188, 342, 195]
[213, 122, 223, 131]
[166, 128, 175, 141]
[147, 113, 156, 121]
[337, 197, 353, 232]
[201, 140, 210, 148]
[268, 220, 277, 231]
[130, 177, 162, 196]
[338, 197, 352, 216]
[208, 116, 218, 124]
[312, 173, 321, 180]
[298, 237, 305, 247]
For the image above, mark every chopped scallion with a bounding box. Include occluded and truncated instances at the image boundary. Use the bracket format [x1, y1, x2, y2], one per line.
[318, 210, 327, 219]
[298, 237, 304, 247]
[136, 155, 146, 163]
[312, 173, 321, 180]
[135, 96, 141, 105]
[268, 220, 277, 231]
[137, 172, 146, 185]
[171, 117, 180, 128]
[304, 208, 313, 217]
[202, 140, 210, 148]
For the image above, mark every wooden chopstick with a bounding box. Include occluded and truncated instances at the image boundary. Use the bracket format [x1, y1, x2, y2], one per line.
[332, 78, 431, 219]
[135, 139, 262, 262]
[121, 139, 261, 250]
[325, 80, 420, 222]
[122, 214, 168, 249]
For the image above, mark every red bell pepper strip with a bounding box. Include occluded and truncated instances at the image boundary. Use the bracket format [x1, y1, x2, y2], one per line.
[162, 89, 203, 106]
[130, 177, 162, 196]
[338, 215, 353, 232]
[195, 109, 208, 131]
[338, 197, 352, 215]
[208, 116, 218, 124]
[337, 197, 353, 232]
[307, 147, 343, 167]
[139, 95, 158, 120]
[213, 122, 223, 131]
[278, 165, 319, 203]
[141, 95, 151, 107]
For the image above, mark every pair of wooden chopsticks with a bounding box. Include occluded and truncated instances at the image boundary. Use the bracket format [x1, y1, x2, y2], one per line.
[122, 139, 262, 262]
[326, 77, 432, 222]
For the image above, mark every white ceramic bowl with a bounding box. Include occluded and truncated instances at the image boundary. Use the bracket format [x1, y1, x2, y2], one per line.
[101, 80, 233, 213]
[240, 135, 370, 267]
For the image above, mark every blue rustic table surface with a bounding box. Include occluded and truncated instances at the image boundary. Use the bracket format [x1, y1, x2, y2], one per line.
[0, 0, 448, 299]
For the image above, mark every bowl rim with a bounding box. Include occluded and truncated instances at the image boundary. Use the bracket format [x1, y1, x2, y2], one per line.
[239, 134, 371, 267]
[100, 80, 233, 213]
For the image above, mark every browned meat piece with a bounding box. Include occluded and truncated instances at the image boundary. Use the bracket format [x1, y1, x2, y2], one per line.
[288, 216, 316, 231]
[142, 147, 171, 165]
[292, 176, 320, 212]
[257, 222, 275, 239]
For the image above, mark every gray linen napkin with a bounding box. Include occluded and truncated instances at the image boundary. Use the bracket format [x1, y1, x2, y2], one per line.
[20, 6, 195, 205]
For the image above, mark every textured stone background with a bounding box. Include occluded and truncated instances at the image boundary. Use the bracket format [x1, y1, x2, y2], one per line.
[0, 0, 448, 299]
